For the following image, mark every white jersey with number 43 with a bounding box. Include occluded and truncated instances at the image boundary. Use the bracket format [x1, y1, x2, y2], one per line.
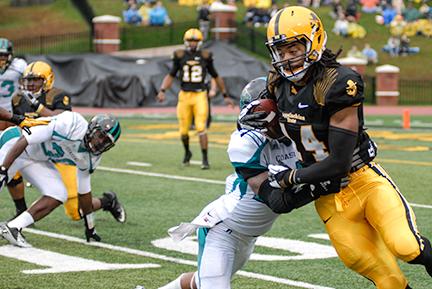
[24, 111, 101, 173]
[0, 58, 27, 111]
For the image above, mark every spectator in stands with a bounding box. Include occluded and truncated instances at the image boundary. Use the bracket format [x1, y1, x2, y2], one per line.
[149, 1, 171, 26]
[362, 43, 378, 64]
[330, 0, 344, 19]
[390, 14, 406, 36]
[399, 34, 420, 55]
[123, 2, 142, 25]
[403, 2, 421, 22]
[419, 1, 431, 19]
[361, 0, 379, 13]
[333, 12, 349, 36]
[345, 0, 359, 20]
[382, 4, 397, 25]
[138, 1, 152, 26]
[383, 35, 400, 56]
[347, 45, 366, 59]
[197, 0, 211, 41]
[244, 6, 257, 26]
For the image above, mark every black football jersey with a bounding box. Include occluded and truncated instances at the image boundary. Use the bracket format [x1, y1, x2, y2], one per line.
[169, 49, 218, 92]
[12, 87, 72, 118]
[270, 66, 369, 168]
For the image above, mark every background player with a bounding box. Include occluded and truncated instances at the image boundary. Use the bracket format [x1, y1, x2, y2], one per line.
[157, 28, 234, 169]
[240, 6, 432, 289]
[0, 111, 121, 247]
[0, 38, 26, 131]
[8, 61, 126, 224]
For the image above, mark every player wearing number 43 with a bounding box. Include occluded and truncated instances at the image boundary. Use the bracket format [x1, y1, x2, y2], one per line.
[0, 111, 121, 247]
[157, 28, 234, 170]
[239, 6, 432, 289]
[156, 77, 345, 289]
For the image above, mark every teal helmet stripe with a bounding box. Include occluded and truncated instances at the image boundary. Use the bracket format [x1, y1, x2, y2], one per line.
[109, 121, 121, 142]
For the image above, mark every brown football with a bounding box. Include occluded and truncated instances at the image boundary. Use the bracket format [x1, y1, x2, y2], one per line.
[251, 99, 284, 139]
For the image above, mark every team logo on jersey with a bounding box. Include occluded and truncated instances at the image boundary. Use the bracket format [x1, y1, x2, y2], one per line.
[63, 96, 69, 106]
[282, 112, 305, 123]
[346, 80, 357, 97]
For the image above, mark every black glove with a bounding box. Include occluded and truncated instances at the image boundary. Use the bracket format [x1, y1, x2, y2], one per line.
[238, 100, 270, 131]
[311, 176, 351, 196]
[85, 227, 101, 242]
[0, 166, 8, 190]
[268, 164, 294, 189]
[265, 184, 318, 214]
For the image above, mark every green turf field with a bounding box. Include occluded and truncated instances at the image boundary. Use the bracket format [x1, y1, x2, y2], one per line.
[0, 117, 431, 289]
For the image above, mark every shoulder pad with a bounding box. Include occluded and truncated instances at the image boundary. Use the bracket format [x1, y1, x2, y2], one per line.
[12, 92, 22, 107]
[321, 66, 364, 114]
[173, 49, 185, 59]
[201, 49, 212, 59]
[45, 87, 65, 106]
[227, 130, 267, 165]
[11, 58, 27, 73]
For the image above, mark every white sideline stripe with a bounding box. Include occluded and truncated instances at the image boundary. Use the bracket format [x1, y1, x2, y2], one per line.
[410, 203, 432, 209]
[99, 166, 432, 210]
[98, 166, 225, 185]
[24, 228, 334, 289]
[127, 161, 153, 167]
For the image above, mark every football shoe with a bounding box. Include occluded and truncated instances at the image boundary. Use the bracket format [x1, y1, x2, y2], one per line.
[102, 191, 127, 223]
[0, 224, 31, 248]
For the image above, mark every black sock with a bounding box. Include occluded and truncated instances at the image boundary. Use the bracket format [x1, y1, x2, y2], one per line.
[14, 198, 27, 214]
[202, 149, 208, 162]
[409, 236, 432, 277]
[181, 135, 190, 153]
[99, 195, 111, 210]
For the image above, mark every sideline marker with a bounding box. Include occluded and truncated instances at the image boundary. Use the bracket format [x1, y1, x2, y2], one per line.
[402, 109, 411, 129]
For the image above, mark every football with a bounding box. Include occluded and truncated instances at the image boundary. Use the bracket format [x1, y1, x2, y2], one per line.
[251, 99, 284, 139]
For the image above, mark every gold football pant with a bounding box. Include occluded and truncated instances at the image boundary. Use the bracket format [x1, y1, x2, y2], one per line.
[176, 90, 208, 135]
[315, 162, 423, 289]
[55, 163, 81, 221]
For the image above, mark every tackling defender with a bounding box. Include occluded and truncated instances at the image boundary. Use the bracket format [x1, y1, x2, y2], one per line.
[0, 111, 121, 247]
[240, 6, 432, 289]
[156, 78, 332, 289]
[157, 28, 234, 169]
[8, 61, 126, 224]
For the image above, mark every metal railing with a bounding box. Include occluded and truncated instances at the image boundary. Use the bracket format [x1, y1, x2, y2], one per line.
[399, 79, 432, 105]
[12, 31, 92, 55]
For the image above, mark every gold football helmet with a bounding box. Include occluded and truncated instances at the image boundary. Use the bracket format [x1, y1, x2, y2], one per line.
[266, 6, 327, 82]
[183, 28, 203, 51]
[22, 61, 55, 94]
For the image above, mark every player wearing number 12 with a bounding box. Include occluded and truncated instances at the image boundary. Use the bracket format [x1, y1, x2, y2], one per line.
[157, 28, 234, 169]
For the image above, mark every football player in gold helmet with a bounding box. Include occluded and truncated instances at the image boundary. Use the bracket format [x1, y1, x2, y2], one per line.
[8, 61, 126, 236]
[157, 28, 234, 169]
[240, 6, 432, 289]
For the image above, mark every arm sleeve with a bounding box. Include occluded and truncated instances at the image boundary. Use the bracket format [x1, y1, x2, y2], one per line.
[206, 54, 219, 78]
[169, 53, 181, 77]
[293, 126, 357, 183]
[23, 122, 54, 144]
[77, 169, 91, 194]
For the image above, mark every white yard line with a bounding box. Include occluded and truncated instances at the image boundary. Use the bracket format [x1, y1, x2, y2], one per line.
[100, 166, 432, 210]
[24, 228, 334, 289]
[127, 161, 153, 167]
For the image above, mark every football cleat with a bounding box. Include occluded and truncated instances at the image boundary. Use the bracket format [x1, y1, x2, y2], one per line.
[0, 224, 31, 248]
[201, 159, 210, 170]
[182, 150, 192, 166]
[102, 191, 127, 223]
